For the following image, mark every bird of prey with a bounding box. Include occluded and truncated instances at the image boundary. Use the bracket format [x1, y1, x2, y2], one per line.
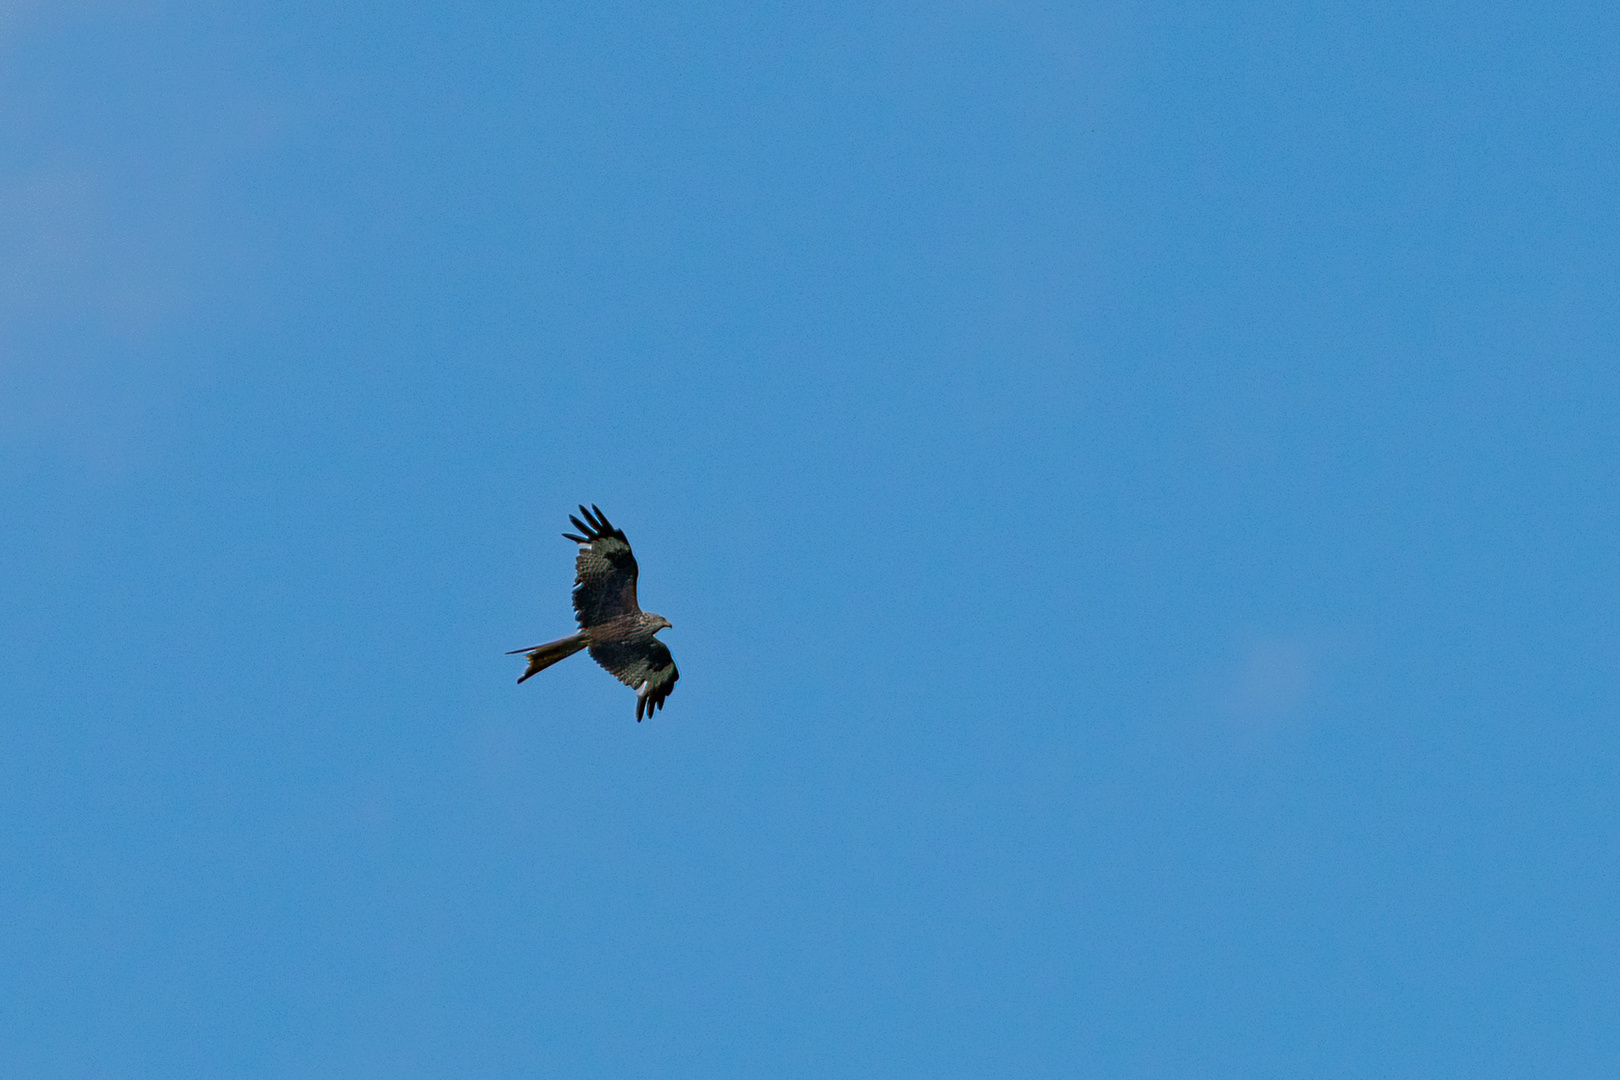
[509, 505, 679, 721]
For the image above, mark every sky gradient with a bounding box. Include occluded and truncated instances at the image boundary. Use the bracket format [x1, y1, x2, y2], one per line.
[3, 2, 1618, 1076]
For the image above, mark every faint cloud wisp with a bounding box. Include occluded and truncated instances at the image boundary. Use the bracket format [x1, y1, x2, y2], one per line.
[1221, 636, 1316, 730]
[0, 166, 192, 458]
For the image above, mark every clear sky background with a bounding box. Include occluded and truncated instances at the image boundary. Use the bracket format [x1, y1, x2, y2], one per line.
[2, 2, 1617, 1076]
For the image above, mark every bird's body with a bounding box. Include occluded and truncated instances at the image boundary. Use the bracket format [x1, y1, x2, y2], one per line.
[510, 505, 678, 721]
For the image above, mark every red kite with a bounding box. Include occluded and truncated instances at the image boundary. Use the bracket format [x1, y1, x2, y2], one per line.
[510, 505, 679, 721]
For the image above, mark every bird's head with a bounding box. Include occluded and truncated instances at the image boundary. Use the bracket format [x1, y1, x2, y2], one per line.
[650, 614, 673, 633]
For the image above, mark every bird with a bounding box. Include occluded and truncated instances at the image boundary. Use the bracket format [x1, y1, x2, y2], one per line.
[509, 504, 679, 721]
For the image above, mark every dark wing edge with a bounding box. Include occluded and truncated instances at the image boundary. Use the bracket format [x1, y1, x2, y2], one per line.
[562, 503, 626, 546]
[588, 637, 679, 722]
[563, 504, 640, 627]
[634, 640, 679, 722]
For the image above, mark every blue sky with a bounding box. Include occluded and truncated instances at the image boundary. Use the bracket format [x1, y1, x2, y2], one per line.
[2, 2, 1617, 1076]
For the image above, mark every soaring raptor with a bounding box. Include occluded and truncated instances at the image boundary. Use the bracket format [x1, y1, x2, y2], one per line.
[509, 505, 679, 721]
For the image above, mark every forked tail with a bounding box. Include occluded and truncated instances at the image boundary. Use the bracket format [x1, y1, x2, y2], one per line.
[508, 632, 588, 683]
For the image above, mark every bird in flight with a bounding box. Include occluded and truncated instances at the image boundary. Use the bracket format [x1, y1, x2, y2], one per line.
[509, 505, 679, 721]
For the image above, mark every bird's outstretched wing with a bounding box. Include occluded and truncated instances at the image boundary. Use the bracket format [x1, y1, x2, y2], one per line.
[563, 504, 640, 628]
[588, 637, 679, 721]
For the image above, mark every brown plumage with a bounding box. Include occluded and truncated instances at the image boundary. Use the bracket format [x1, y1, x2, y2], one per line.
[508, 505, 679, 721]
